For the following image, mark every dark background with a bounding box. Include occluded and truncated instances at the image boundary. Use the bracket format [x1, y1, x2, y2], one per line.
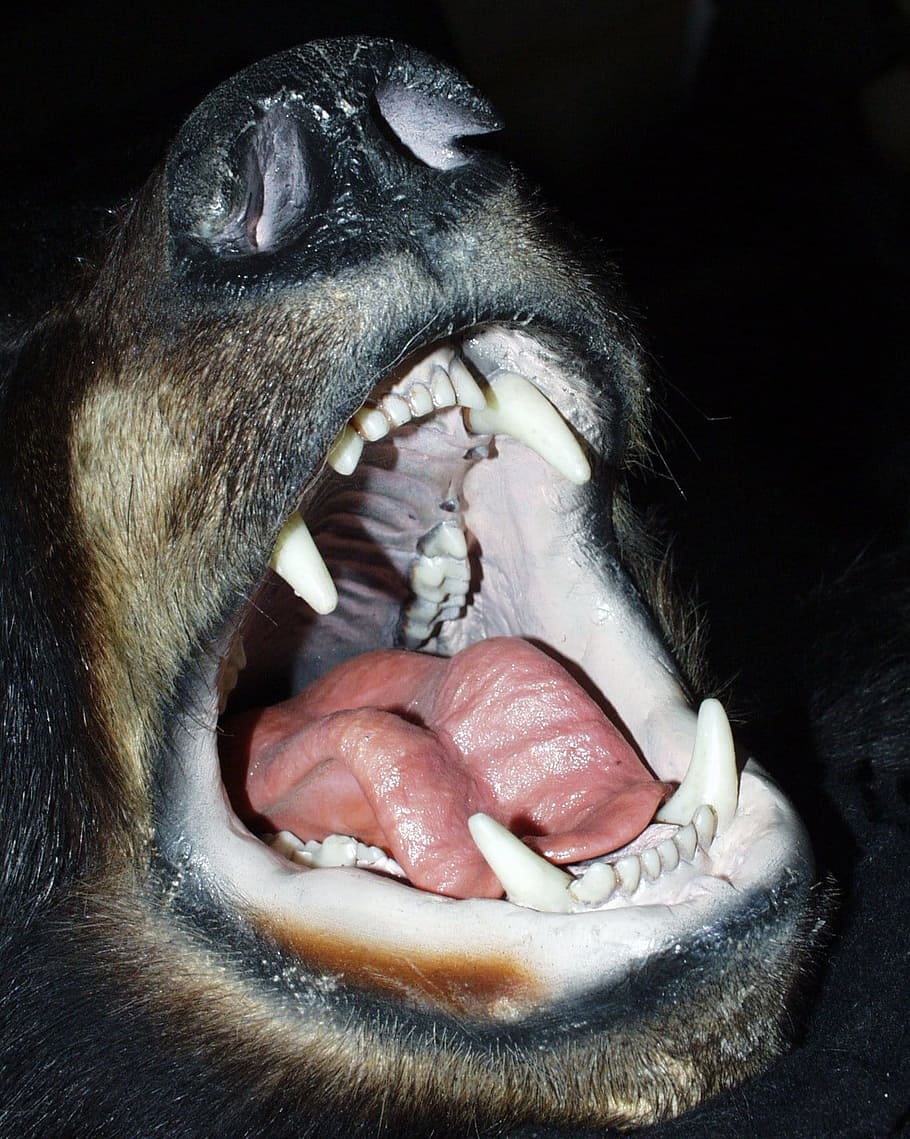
[3, 3, 908, 1135]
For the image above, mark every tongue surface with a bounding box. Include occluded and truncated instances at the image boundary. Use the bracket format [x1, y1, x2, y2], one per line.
[221, 637, 666, 899]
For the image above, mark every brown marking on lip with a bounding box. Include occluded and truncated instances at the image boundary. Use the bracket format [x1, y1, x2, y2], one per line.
[262, 915, 543, 1019]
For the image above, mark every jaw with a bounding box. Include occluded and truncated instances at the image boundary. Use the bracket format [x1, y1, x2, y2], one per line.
[155, 318, 813, 1032]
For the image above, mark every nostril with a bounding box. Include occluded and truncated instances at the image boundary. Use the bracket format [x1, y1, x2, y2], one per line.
[179, 104, 311, 257]
[374, 79, 501, 172]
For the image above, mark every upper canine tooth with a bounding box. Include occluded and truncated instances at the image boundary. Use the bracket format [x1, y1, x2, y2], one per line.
[466, 372, 591, 485]
[327, 424, 365, 475]
[269, 513, 338, 614]
[468, 813, 573, 913]
[656, 698, 739, 830]
[448, 357, 486, 409]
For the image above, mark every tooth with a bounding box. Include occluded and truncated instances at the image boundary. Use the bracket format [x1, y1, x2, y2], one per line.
[656, 699, 739, 829]
[270, 513, 338, 615]
[266, 830, 306, 859]
[466, 372, 591, 485]
[614, 855, 642, 895]
[381, 392, 413, 428]
[569, 860, 617, 905]
[640, 847, 662, 881]
[217, 634, 246, 713]
[408, 383, 434, 417]
[430, 365, 457, 408]
[674, 822, 698, 862]
[448, 357, 486, 409]
[313, 834, 359, 867]
[468, 813, 573, 913]
[352, 405, 389, 441]
[657, 838, 680, 872]
[418, 522, 468, 559]
[355, 842, 385, 866]
[693, 804, 717, 849]
[292, 834, 359, 868]
[412, 560, 447, 590]
[327, 424, 365, 475]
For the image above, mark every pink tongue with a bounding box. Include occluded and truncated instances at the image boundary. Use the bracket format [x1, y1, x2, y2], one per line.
[221, 637, 667, 900]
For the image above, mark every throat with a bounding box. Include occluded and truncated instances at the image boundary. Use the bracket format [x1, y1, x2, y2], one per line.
[220, 637, 667, 899]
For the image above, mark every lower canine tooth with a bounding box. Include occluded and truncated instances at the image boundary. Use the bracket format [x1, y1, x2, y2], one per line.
[468, 814, 573, 913]
[466, 371, 591, 485]
[656, 698, 739, 829]
[270, 513, 338, 615]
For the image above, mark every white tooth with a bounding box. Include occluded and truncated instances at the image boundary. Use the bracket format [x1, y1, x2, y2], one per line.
[270, 513, 338, 615]
[569, 860, 617, 905]
[468, 813, 573, 913]
[614, 855, 642, 895]
[657, 838, 680, 872]
[418, 522, 468, 559]
[437, 602, 465, 621]
[381, 393, 412, 427]
[352, 406, 389, 442]
[266, 831, 306, 860]
[326, 424, 365, 475]
[656, 698, 739, 829]
[448, 357, 486, 409]
[430, 365, 457, 408]
[693, 804, 718, 849]
[227, 635, 246, 673]
[412, 559, 447, 590]
[466, 371, 591, 485]
[443, 562, 471, 584]
[300, 834, 359, 868]
[407, 382, 434, 417]
[640, 847, 662, 881]
[674, 823, 698, 862]
[355, 842, 384, 866]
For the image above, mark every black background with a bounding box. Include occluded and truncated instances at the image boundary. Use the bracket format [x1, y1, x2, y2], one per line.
[3, 3, 908, 1135]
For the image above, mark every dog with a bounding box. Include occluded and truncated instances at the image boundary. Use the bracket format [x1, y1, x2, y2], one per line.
[0, 38, 818, 1135]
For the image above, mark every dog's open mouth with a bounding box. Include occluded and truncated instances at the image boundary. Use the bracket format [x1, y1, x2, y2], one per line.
[218, 324, 736, 911]
[156, 318, 810, 1016]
